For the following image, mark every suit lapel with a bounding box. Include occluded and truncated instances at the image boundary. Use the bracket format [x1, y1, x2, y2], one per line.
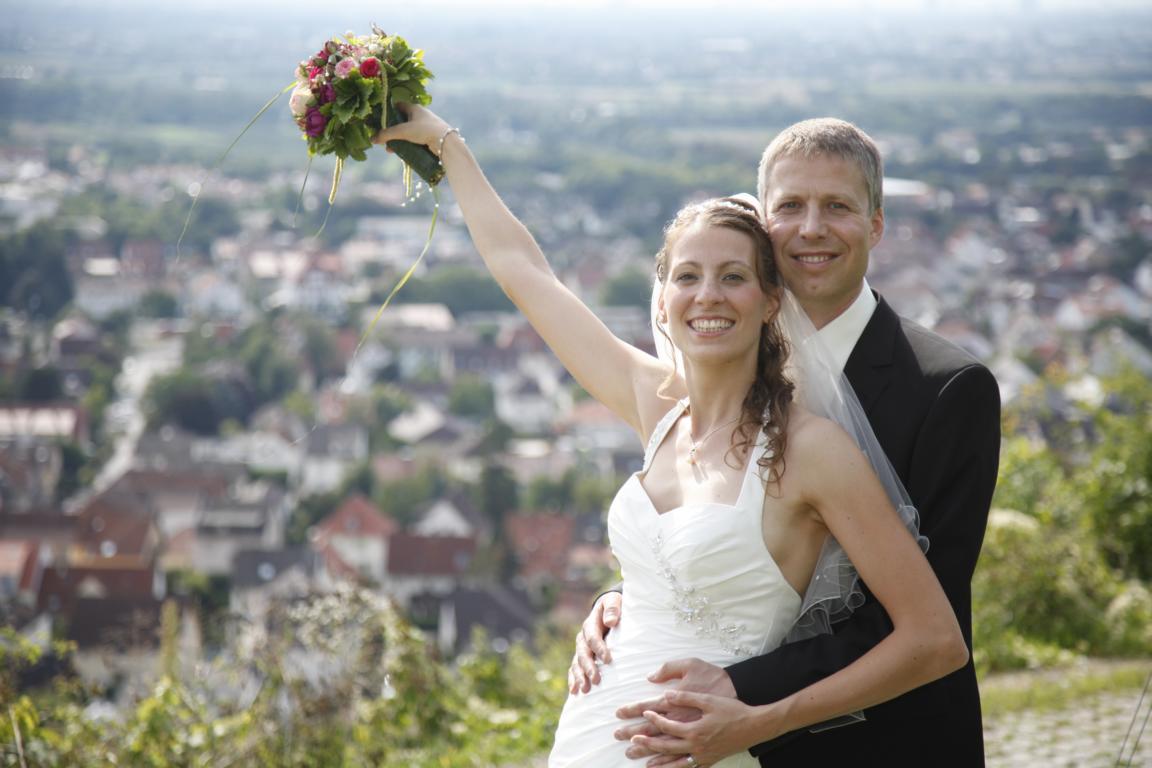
[844, 295, 899, 415]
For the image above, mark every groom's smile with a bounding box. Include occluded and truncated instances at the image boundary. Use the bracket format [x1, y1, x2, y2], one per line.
[762, 153, 884, 329]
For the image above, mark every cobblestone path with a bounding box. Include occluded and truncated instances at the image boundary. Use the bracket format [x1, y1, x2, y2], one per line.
[985, 688, 1151, 767]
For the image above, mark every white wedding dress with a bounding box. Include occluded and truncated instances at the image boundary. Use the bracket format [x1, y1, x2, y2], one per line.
[549, 399, 803, 767]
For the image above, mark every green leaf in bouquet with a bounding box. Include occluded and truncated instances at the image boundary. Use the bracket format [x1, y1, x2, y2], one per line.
[353, 78, 377, 119]
[332, 102, 355, 125]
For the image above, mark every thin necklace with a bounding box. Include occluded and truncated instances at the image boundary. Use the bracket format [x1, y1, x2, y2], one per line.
[687, 413, 742, 465]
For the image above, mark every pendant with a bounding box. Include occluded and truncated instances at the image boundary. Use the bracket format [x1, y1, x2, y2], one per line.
[688, 446, 698, 465]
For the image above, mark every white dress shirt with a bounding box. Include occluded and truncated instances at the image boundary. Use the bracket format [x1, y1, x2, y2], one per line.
[814, 279, 878, 374]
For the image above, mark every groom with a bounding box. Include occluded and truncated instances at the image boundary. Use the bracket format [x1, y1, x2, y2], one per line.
[570, 118, 1001, 765]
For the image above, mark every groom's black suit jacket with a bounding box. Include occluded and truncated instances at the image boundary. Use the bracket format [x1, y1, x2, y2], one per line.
[726, 294, 1002, 767]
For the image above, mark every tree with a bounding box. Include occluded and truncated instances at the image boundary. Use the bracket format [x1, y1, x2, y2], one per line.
[393, 265, 513, 315]
[477, 463, 519, 540]
[137, 289, 180, 318]
[17, 367, 64, 402]
[600, 266, 653, 312]
[0, 220, 73, 319]
[286, 491, 342, 545]
[476, 462, 520, 583]
[448, 375, 496, 419]
[374, 464, 448, 526]
[298, 315, 343, 384]
[144, 369, 252, 435]
[1079, 368, 1152, 580]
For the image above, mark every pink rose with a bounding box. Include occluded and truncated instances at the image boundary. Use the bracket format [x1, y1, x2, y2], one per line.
[289, 84, 313, 117]
[359, 57, 381, 78]
[304, 107, 328, 138]
[334, 58, 357, 78]
[308, 66, 322, 81]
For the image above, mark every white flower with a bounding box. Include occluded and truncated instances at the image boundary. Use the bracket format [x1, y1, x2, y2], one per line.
[289, 83, 314, 117]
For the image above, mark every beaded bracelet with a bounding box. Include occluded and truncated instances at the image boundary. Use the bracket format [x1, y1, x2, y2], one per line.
[437, 126, 462, 159]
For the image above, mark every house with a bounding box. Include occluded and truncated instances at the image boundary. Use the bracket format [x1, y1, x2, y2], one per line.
[120, 239, 166, 280]
[71, 263, 149, 320]
[230, 546, 330, 626]
[51, 314, 103, 361]
[555, 399, 643, 478]
[387, 400, 471, 451]
[0, 538, 46, 607]
[371, 453, 422, 485]
[191, 480, 290, 576]
[193, 430, 303, 485]
[0, 404, 90, 448]
[110, 427, 243, 539]
[428, 583, 536, 656]
[1089, 326, 1152, 378]
[0, 440, 61, 514]
[300, 424, 370, 494]
[36, 490, 166, 649]
[1053, 275, 1152, 332]
[411, 496, 478, 538]
[275, 253, 349, 323]
[386, 326, 478, 382]
[506, 513, 576, 586]
[184, 270, 250, 320]
[386, 532, 476, 606]
[71, 491, 160, 564]
[311, 494, 398, 585]
[494, 371, 565, 435]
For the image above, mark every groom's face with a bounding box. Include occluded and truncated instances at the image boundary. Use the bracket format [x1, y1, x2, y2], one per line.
[762, 153, 884, 329]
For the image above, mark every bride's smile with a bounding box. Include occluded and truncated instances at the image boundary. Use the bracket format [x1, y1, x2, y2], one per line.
[659, 224, 775, 368]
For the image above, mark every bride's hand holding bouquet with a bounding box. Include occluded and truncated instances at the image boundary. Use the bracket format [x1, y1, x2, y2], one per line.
[372, 103, 457, 159]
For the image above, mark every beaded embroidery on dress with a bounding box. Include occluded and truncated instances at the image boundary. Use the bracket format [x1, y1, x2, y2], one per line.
[548, 400, 803, 767]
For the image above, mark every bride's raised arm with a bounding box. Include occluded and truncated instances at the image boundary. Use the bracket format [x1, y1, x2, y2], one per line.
[375, 105, 672, 436]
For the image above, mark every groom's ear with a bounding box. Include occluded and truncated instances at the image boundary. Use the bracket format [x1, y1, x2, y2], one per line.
[869, 207, 885, 249]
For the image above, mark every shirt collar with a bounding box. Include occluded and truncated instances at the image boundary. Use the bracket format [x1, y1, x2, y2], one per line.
[815, 278, 877, 373]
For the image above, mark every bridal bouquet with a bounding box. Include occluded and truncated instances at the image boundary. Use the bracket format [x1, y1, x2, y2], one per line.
[290, 26, 443, 200]
[181, 26, 443, 355]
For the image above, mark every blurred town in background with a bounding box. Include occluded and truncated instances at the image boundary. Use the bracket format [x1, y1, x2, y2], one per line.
[1, 1, 1151, 764]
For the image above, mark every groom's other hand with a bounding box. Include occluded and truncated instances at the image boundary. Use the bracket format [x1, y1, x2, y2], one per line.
[615, 658, 737, 757]
[568, 592, 622, 693]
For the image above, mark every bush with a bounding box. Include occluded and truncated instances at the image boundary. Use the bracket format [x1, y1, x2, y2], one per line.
[6, 587, 570, 767]
[973, 509, 1152, 672]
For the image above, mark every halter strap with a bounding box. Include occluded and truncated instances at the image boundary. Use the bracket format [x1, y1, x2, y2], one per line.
[641, 399, 771, 473]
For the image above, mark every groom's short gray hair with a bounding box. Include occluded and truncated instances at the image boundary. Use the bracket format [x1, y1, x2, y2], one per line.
[757, 118, 884, 215]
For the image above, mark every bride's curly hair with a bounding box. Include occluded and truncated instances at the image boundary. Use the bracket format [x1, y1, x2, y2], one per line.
[654, 195, 794, 485]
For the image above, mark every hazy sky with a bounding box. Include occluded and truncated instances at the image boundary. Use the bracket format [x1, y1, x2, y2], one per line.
[78, 0, 1152, 10]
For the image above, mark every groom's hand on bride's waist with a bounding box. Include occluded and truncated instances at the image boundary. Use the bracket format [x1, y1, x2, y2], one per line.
[568, 591, 622, 693]
[613, 659, 737, 755]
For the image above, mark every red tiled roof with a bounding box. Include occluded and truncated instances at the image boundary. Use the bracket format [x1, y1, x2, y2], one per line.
[387, 533, 474, 576]
[74, 497, 155, 559]
[372, 454, 421, 483]
[506, 514, 576, 581]
[314, 494, 398, 538]
[38, 563, 157, 611]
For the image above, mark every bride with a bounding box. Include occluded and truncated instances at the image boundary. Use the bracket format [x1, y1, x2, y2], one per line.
[375, 105, 968, 767]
